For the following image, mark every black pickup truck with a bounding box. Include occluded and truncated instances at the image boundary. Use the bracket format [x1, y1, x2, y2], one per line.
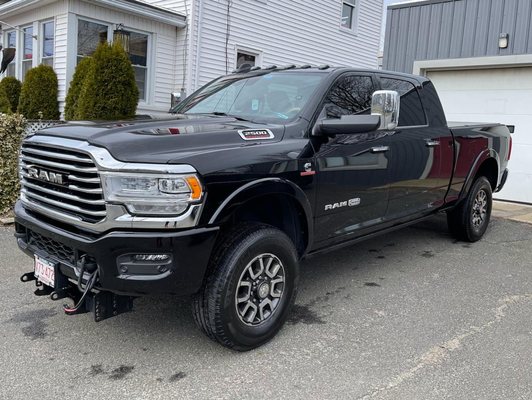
[14, 66, 512, 350]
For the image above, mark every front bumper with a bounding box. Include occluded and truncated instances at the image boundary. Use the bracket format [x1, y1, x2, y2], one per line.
[14, 201, 219, 296]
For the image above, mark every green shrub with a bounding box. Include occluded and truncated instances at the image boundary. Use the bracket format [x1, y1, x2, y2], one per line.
[0, 77, 22, 112]
[0, 88, 11, 113]
[64, 57, 93, 120]
[0, 113, 26, 213]
[77, 41, 139, 120]
[18, 65, 60, 120]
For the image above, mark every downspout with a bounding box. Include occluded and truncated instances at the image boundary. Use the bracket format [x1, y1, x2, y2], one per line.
[185, 0, 196, 96]
[193, 0, 204, 92]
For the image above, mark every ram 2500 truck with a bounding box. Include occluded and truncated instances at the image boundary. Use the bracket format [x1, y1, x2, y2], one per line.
[14, 66, 512, 350]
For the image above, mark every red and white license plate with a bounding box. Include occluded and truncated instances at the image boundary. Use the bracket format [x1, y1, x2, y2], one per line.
[34, 255, 55, 288]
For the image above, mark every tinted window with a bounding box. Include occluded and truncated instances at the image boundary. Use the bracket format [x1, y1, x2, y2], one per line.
[323, 75, 374, 118]
[380, 77, 426, 126]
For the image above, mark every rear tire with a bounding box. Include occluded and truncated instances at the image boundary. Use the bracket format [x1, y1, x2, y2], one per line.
[192, 223, 299, 351]
[447, 176, 492, 242]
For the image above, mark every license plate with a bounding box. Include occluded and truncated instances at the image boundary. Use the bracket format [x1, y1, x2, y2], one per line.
[34, 255, 56, 288]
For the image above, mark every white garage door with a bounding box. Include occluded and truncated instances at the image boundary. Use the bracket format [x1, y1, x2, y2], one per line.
[427, 67, 532, 204]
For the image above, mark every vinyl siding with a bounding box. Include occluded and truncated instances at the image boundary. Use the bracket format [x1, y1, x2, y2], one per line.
[144, 0, 383, 92]
[0, 1, 69, 111]
[194, 0, 383, 89]
[383, 0, 532, 73]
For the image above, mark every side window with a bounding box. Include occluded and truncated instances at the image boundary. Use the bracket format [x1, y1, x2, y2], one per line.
[380, 77, 426, 127]
[323, 75, 374, 118]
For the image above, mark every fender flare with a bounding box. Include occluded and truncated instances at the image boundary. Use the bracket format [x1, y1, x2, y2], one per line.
[208, 178, 314, 253]
[459, 148, 500, 201]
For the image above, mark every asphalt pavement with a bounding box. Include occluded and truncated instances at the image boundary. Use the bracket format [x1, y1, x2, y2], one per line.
[0, 214, 530, 400]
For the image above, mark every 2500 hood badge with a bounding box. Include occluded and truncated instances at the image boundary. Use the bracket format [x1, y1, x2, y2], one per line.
[238, 129, 274, 141]
[325, 198, 361, 211]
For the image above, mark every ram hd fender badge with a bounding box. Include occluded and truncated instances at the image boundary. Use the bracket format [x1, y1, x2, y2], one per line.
[26, 165, 65, 185]
[238, 129, 274, 141]
[325, 198, 361, 211]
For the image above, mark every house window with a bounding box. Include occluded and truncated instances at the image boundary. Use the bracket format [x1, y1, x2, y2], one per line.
[22, 26, 33, 78]
[77, 19, 108, 62]
[341, 0, 357, 30]
[127, 31, 148, 101]
[42, 21, 54, 67]
[5, 31, 16, 77]
[77, 19, 150, 102]
[236, 52, 256, 69]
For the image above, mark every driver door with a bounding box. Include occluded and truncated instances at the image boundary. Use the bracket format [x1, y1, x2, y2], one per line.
[313, 74, 391, 244]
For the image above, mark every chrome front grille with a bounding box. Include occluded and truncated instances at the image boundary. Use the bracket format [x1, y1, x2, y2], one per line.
[19, 142, 106, 223]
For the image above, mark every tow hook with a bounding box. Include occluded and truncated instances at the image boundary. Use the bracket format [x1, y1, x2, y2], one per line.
[19, 270, 135, 322]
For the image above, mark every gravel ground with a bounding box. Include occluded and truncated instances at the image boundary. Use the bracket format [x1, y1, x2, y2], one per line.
[0, 215, 530, 400]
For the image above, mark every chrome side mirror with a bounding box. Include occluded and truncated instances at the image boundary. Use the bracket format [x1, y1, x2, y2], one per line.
[371, 90, 400, 130]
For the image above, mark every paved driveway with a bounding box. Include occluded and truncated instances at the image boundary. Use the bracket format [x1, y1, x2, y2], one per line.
[0, 215, 530, 400]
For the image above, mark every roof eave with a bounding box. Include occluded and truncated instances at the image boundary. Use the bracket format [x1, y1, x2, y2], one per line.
[91, 0, 186, 28]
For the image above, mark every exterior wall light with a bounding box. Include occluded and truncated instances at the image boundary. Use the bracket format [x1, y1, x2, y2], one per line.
[113, 24, 130, 54]
[499, 33, 509, 49]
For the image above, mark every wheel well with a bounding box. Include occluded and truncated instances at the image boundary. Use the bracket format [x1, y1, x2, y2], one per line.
[475, 158, 498, 190]
[225, 194, 309, 257]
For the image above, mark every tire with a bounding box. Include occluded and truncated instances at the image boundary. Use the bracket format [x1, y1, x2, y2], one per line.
[447, 176, 493, 242]
[192, 223, 299, 351]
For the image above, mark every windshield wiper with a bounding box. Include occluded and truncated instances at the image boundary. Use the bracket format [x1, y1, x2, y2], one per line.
[210, 112, 253, 122]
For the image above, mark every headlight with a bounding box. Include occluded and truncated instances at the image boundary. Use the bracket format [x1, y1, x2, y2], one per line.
[101, 172, 203, 216]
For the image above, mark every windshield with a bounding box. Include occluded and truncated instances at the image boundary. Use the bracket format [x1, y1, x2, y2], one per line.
[172, 72, 325, 123]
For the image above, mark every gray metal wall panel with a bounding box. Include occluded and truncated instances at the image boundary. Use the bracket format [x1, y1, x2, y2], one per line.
[473, 0, 491, 56]
[449, 0, 467, 58]
[514, 0, 532, 54]
[439, 2, 455, 58]
[383, 0, 532, 73]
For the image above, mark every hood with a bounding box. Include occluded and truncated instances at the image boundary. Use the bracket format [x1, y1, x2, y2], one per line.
[32, 115, 285, 164]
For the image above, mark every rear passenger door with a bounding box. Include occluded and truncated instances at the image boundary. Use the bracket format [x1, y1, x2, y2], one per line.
[378, 76, 447, 219]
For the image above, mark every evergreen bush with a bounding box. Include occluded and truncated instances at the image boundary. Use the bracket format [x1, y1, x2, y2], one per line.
[0, 113, 26, 213]
[18, 65, 60, 120]
[77, 41, 139, 120]
[0, 88, 11, 113]
[0, 77, 22, 112]
[64, 57, 93, 120]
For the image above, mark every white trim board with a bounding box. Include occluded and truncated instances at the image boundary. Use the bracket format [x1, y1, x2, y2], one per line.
[413, 55, 532, 76]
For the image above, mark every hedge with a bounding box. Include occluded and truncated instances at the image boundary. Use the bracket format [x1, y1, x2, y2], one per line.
[0, 77, 22, 112]
[64, 57, 93, 120]
[0, 113, 26, 213]
[76, 41, 139, 120]
[0, 88, 10, 113]
[18, 65, 60, 120]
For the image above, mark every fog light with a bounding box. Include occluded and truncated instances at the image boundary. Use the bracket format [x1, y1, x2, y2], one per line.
[132, 254, 171, 262]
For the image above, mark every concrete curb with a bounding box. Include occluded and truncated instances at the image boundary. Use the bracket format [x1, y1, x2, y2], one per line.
[0, 217, 15, 226]
[493, 200, 532, 225]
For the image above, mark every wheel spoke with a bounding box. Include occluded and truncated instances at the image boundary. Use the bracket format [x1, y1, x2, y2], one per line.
[241, 301, 258, 323]
[265, 261, 281, 278]
[237, 281, 252, 303]
[258, 298, 273, 321]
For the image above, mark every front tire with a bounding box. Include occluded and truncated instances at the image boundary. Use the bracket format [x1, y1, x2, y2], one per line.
[447, 176, 493, 242]
[192, 224, 299, 351]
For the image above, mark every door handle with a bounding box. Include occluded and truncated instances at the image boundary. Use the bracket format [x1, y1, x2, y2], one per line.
[370, 146, 390, 153]
[425, 140, 440, 147]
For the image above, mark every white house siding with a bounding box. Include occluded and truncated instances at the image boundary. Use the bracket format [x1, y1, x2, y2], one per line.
[194, 0, 383, 89]
[68, 1, 183, 113]
[0, 0, 69, 111]
[143, 0, 383, 93]
[142, 0, 194, 94]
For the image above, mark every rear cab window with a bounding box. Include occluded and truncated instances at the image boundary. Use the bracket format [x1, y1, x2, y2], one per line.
[379, 77, 427, 127]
